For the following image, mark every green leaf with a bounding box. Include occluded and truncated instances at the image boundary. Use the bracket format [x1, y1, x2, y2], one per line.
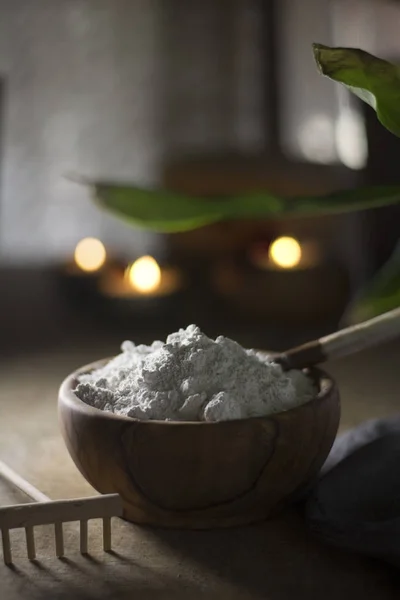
[92, 183, 225, 232]
[313, 43, 400, 138]
[91, 182, 400, 233]
[344, 241, 400, 324]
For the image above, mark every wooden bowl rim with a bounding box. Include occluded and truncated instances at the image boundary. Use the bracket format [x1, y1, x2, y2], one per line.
[59, 356, 337, 427]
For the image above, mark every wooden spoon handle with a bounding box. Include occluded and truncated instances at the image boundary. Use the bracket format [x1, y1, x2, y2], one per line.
[278, 307, 400, 370]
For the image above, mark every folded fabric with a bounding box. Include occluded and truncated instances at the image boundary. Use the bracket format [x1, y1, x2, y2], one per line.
[321, 415, 400, 476]
[305, 416, 400, 567]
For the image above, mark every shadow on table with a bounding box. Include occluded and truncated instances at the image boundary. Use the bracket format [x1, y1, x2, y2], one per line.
[2, 511, 399, 599]
[150, 509, 400, 600]
[1, 552, 219, 600]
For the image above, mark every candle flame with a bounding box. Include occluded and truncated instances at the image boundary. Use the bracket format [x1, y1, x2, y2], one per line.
[268, 236, 302, 269]
[127, 256, 161, 294]
[74, 237, 106, 272]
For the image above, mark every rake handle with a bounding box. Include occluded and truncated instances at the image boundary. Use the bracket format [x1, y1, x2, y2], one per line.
[0, 459, 50, 503]
[278, 307, 400, 371]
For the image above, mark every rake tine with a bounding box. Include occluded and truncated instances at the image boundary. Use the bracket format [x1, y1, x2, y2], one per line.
[1, 527, 12, 565]
[103, 517, 112, 552]
[25, 526, 36, 560]
[80, 520, 88, 554]
[54, 522, 64, 558]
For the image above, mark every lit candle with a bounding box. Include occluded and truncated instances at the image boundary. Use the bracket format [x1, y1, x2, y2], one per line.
[126, 256, 162, 294]
[65, 237, 107, 276]
[99, 255, 183, 299]
[268, 236, 302, 269]
[249, 236, 322, 271]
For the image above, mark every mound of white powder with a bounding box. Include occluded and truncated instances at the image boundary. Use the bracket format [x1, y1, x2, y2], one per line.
[74, 325, 316, 422]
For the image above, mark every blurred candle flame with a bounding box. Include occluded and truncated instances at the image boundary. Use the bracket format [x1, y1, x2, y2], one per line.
[126, 255, 161, 294]
[74, 237, 106, 272]
[268, 236, 302, 269]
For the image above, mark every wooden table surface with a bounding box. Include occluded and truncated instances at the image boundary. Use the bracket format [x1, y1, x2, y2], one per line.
[1, 340, 399, 599]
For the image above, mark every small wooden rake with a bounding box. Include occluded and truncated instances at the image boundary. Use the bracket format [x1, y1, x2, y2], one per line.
[0, 460, 123, 565]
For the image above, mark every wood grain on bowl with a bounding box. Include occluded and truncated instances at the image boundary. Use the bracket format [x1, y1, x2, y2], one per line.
[58, 360, 340, 529]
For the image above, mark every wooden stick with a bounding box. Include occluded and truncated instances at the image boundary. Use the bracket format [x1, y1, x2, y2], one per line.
[278, 307, 400, 370]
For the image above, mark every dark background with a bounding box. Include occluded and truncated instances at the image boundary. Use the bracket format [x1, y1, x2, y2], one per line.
[0, 0, 399, 359]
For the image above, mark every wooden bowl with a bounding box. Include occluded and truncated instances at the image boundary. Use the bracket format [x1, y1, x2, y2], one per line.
[58, 360, 340, 529]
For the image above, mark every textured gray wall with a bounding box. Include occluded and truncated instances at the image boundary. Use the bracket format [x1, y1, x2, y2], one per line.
[0, 0, 265, 264]
[0, 0, 164, 263]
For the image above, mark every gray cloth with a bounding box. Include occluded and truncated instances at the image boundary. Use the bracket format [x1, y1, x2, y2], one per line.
[321, 415, 400, 476]
[305, 416, 400, 567]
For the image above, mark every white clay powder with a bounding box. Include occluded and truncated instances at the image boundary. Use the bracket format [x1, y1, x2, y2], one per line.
[74, 325, 316, 422]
